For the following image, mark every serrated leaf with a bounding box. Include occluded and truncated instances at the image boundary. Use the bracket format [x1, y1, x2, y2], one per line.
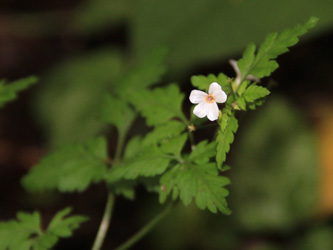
[216, 112, 238, 168]
[160, 133, 188, 158]
[143, 120, 186, 146]
[0, 76, 37, 107]
[99, 94, 136, 136]
[191, 74, 218, 91]
[117, 47, 167, 97]
[238, 43, 256, 77]
[189, 140, 216, 164]
[47, 207, 88, 238]
[110, 180, 136, 200]
[106, 145, 171, 182]
[238, 17, 318, 81]
[190, 73, 231, 94]
[123, 136, 143, 160]
[236, 96, 247, 110]
[236, 80, 250, 95]
[243, 85, 270, 102]
[22, 137, 108, 192]
[0, 211, 41, 250]
[159, 163, 231, 214]
[130, 84, 186, 126]
[0, 208, 87, 250]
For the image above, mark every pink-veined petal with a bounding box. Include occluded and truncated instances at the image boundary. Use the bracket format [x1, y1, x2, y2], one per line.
[206, 102, 220, 121]
[214, 89, 227, 103]
[189, 90, 207, 104]
[193, 102, 208, 118]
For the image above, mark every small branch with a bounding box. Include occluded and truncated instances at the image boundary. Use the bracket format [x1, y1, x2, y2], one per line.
[114, 204, 172, 250]
[91, 192, 115, 250]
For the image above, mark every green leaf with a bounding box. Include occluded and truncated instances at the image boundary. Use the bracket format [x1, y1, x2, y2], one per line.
[107, 145, 171, 182]
[236, 96, 247, 111]
[99, 94, 136, 136]
[189, 140, 216, 164]
[35, 49, 124, 147]
[117, 47, 167, 97]
[159, 163, 231, 214]
[0, 76, 37, 107]
[160, 133, 188, 159]
[191, 73, 231, 94]
[22, 137, 108, 192]
[238, 17, 318, 81]
[216, 111, 238, 169]
[143, 120, 186, 146]
[47, 207, 88, 238]
[242, 85, 270, 103]
[110, 180, 136, 200]
[130, 84, 186, 126]
[123, 136, 143, 160]
[0, 211, 41, 250]
[0, 208, 87, 250]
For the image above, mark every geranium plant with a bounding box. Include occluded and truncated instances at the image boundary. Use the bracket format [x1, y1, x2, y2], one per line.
[0, 17, 318, 250]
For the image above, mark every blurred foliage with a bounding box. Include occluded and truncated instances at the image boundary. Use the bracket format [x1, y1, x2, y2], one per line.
[71, 0, 130, 35]
[6, 0, 332, 248]
[0, 76, 37, 107]
[231, 96, 319, 232]
[35, 49, 124, 147]
[0, 208, 87, 250]
[145, 96, 322, 250]
[31, 0, 333, 147]
[130, 0, 333, 74]
[298, 226, 333, 250]
[22, 137, 108, 192]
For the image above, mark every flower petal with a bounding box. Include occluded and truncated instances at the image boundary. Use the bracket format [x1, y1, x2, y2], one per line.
[208, 82, 222, 95]
[208, 82, 227, 103]
[189, 90, 207, 104]
[214, 89, 227, 103]
[193, 102, 208, 118]
[206, 102, 220, 121]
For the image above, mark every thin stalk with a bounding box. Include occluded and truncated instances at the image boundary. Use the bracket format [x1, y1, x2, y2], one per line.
[114, 205, 172, 250]
[91, 192, 115, 250]
[188, 129, 195, 150]
[114, 131, 126, 163]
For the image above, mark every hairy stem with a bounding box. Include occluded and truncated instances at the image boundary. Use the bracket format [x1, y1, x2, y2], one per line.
[114, 205, 172, 250]
[91, 192, 115, 250]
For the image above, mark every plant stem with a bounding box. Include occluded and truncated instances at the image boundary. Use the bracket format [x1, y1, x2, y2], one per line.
[114, 204, 172, 250]
[114, 131, 126, 163]
[188, 129, 195, 150]
[91, 192, 115, 250]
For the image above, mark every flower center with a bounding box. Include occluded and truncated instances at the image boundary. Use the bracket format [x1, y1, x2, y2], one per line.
[205, 94, 215, 103]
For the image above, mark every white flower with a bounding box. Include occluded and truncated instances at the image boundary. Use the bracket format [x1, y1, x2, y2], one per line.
[189, 82, 227, 121]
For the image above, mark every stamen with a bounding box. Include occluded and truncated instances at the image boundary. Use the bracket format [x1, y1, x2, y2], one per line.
[205, 94, 215, 103]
